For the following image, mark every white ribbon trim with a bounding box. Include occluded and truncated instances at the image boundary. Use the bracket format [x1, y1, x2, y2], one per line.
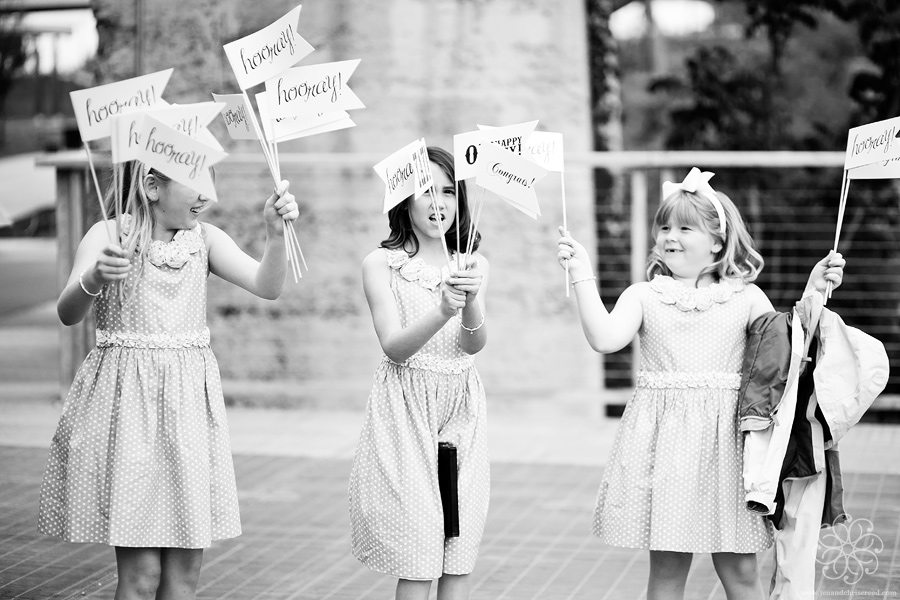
[661, 167, 727, 236]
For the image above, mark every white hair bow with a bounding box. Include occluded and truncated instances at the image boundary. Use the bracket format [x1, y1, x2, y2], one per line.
[661, 167, 726, 235]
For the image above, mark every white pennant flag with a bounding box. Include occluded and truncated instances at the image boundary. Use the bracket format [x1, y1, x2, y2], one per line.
[112, 113, 227, 202]
[110, 102, 224, 163]
[844, 115, 900, 171]
[374, 138, 431, 213]
[212, 93, 258, 140]
[524, 131, 564, 173]
[848, 157, 900, 180]
[264, 59, 365, 121]
[223, 5, 315, 90]
[475, 142, 547, 219]
[255, 91, 354, 142]
[454, 120, 539, 180]
[70, 69, 173, 142]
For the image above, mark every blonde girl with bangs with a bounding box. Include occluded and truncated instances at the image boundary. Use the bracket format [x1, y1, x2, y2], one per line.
[38, 159, 299, 600]
[556, 168, 844, 600]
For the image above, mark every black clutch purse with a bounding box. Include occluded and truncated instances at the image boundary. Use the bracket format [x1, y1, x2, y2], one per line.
[438, 442, 460, 538]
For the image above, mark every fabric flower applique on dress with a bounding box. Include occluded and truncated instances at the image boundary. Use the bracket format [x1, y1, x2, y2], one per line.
[650, 274, 743, 312]
[386, 249, 445, 291]
[120, 214, 203, 270]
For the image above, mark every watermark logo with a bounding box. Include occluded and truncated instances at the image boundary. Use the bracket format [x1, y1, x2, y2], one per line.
[817, 515, 884, 584]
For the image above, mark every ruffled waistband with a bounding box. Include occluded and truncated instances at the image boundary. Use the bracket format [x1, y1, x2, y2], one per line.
[636, 370, 741, 390]
[382, 354, 474, 375]
[95, 327, 211, 349]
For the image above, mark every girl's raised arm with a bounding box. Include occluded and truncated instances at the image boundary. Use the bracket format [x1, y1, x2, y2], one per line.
[558, 227, 643, 354]
[207, 181, 298, 300]
[362, 249, 465, 363]
[57, 221, 130, 326]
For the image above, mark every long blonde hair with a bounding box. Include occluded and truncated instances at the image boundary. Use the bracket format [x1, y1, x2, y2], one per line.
[646, 189, 764, 283]
[102, 160, 170, 302]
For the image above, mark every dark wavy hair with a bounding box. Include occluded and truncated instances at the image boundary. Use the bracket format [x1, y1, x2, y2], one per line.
[380, 146, 481, 256]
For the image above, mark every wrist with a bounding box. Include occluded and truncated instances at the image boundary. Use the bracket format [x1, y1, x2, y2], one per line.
[266, 221, 286, 239]
[460, 310, 484, 334]
[570, 267, 595, 281]
[79, 269, 103, 296]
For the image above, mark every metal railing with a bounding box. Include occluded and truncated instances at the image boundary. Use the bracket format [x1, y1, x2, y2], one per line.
[41, 150, 896, 399]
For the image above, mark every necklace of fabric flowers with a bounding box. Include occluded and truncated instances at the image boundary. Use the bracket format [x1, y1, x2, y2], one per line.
[651, 274, 743, 312]
[120, 214, 203, 269]
[385, 248, 449, 291]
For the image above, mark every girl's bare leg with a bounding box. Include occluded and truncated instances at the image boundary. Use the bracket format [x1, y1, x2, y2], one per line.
[396, 578, 432, 600]
[648, 550, 693, 600]
[712, 552, 765, 600]
[156, 548, 204, 600]
[114, 547, 161, 600]
[437, 573, 470, 600]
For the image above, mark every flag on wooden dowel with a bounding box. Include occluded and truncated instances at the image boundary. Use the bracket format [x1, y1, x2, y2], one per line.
[374, 138, 431, 213]
[70, 69, 174, 142]
[374, 139, 451, 268]
[211, 93, 259, 140]
[222, 5, 314, 91]
[474, 142, 548, 219]
[110, 111, 227, 202]
[453, 121, 539, 181]
[263, 59, 365, 121]
[222, 5, 320, 282]
[255, 91, 355, 143]
[825, 114, 900, 300]
[69, 69, 175, 239]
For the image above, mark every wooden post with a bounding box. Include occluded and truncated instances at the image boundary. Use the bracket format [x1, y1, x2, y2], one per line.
[44, 152, 97, 400]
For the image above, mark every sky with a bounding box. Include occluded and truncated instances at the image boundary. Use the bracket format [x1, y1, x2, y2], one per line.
[610, 0, 716, 39]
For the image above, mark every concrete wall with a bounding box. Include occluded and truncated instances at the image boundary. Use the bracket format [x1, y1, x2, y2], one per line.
[88, 0, 602, 410]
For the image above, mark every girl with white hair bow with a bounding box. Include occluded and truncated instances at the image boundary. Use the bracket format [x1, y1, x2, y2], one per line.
[556, 168, 844, 600]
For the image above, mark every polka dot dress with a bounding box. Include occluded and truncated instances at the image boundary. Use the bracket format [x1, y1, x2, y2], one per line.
[38, 222, 241, 549]
[593, 275, 773, 553]
[349, 249, 490, 580]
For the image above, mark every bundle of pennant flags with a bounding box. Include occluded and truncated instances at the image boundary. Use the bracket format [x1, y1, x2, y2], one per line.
[67, 4, 364, 282]
[373, 120, 572, 290]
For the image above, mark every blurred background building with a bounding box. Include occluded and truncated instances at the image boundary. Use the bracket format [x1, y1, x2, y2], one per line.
[1, 0, 898, 409]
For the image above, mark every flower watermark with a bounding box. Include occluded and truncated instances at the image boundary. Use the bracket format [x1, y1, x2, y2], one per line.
[817, 515, 884, 585]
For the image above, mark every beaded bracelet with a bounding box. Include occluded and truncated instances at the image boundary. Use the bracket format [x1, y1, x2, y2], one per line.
[78, 270, 102, 297]
[570, 275, 597, 287]
[460, 313, 485, 334]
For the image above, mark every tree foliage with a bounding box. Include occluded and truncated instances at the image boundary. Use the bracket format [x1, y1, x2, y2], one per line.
[0, 15, 27, 117]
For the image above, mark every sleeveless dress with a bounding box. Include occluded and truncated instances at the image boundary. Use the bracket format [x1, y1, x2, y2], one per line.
[38, 220, 241, 548]
[593, 275, 773, 553]
[349, 248, 490, 580]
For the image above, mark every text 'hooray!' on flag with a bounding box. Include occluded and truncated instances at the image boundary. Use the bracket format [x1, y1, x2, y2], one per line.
[374, 139, 432, 213]
[110, 102, 224, 163]
[70, 68, 173, 142]
[475, 142, 548, 219]
[212, 93, 257, 140]
[112, 113, 227, 202]
[844, 115, 900, 171]
[265, 59, 364, 121]
[223, 5, 314, 90]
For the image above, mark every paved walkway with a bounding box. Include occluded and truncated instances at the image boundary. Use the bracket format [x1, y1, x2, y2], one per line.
[2, 400, 900, 599]
[1, 302, 899, 598]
